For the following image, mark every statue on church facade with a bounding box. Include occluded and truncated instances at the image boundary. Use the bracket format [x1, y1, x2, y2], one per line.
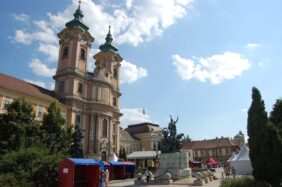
[159, 116, 184, 153]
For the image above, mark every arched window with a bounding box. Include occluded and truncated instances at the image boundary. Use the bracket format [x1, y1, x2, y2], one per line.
[62, 46, 68, 59]
[113, 97, 117, 106]
[113, 68, 118, 78]
[80, 48, 86, 60]
[102, 119, 107, 137]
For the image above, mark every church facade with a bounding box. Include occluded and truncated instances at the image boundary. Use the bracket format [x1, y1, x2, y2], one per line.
[0, 4, 122, 160]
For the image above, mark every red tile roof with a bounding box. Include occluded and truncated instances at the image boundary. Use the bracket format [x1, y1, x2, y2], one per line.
[182, 137, 238, 150]
[0, 73, 57, 102]
[120, 128, 140, 142]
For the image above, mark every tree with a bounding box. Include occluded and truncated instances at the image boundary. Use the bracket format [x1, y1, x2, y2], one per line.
[41, 102, 69, 154]
[247, 87, 282, 186]
[269, 99, 282, 136]
[69, 124, 84, 158]
[0, 97, 40, 154]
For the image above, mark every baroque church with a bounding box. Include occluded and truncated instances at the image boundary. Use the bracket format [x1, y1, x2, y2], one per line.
[0, 3, 122, 160]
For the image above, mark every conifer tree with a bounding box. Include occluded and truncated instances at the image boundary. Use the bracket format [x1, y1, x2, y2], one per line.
[269, 99, 282, 136]
[247, 87, 282, 186]
[69, 124, 84, 158]
[42, 102, 68, 153]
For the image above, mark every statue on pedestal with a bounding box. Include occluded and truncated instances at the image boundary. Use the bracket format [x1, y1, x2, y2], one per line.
[159, 115, 184, 153]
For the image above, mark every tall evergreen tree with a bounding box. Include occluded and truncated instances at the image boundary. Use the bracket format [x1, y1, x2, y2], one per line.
[247, 87, 268, 181]
[69, 124, 84, 158]
[247, 87, 282, 186]
[269, 99, 282, 136]
[42, 102, 69, 154]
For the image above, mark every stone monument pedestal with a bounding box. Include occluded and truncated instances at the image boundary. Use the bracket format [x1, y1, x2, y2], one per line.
[157, 152, 191, 180]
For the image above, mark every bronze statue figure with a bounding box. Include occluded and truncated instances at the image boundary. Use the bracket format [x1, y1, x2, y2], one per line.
[159, 115, 184, 153]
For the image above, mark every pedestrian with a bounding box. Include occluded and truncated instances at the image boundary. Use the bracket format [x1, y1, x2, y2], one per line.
[145, 169, 150, 183]
[231, 166, 236, 178]
[104, 168, 109, 187]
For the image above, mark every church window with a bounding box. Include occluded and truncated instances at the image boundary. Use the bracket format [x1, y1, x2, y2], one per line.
[59, 81, 65, 93]
[102, 119, 107, 137]
[76, 114, 81, 125]
[113, 97, 117, 106]
[78, 82, 83, 94]
[113, 68, 118, 78]
[62, 46, 69, 59]
[80, 48, 86, 61]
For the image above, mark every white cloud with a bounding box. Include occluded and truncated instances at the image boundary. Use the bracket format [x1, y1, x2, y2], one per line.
[24, 79, 55, 90]
[172, 52, 251, 84]
[37, 0, 193, 46]
[33, 20, 57, 44]
[245, 43, 261, 49]
[24, 79, 47, 88]
[12, 30, 32, 45]
[242, 108, 248, 113]
[13, 13, 29, 23]
[38, 43, 59, 62]
[120, 108, 152, 128]
[120, 60, 148, 84]
[29, 58, 56, 77]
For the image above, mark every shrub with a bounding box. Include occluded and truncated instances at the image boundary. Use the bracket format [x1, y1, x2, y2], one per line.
[220, 176, 256, 187]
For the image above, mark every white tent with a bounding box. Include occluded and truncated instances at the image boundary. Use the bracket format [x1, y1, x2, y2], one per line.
[230, 144, 253, 175]
[108, 152, 118, 162]
[227, 152, 236, 163]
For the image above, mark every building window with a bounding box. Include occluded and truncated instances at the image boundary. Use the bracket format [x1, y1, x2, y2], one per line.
[78, 82, 83, 94]
[36, 106, 45, 118]
[102, 151, 107, 161]
[153, 143, 157, 151]
[80, 48, 86, 60]
[59, 81, 65, 93]
[76, 114, 81, 125]
[2, 98, 12, 110]
[102, 119, 107, 137]
[113, 97, 117, 106]
[62, 46, 68, 59]
[113, 68, 118, 78]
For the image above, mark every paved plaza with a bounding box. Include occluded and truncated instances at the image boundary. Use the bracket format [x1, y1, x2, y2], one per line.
[109, 168, 224, 187]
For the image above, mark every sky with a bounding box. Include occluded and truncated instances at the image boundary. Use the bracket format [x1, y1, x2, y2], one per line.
[1, 0, 282, 141]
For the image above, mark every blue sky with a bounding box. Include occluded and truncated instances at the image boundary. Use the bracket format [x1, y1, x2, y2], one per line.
[1, 0, 282, 141]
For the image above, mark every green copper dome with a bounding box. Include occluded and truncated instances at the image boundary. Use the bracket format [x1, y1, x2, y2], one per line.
[65, 2, 89, 31]
[99, 26, 118, 52]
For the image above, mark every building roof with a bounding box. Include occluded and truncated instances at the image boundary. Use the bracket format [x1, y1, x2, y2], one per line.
[125, 122, 162, 134]
[182, 137, 238, 150]
[127, 151, 160, 159]
[120, 128, 140, 142]
[0, 73, 58, 102]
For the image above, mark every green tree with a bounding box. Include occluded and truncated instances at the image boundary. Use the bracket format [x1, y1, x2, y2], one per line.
[270, 99, 282, 136]
[247, 87, 282, 186]
[69, 124, 84, 158]
[0, 97, 40, 154]
[41, 102, 69, 154]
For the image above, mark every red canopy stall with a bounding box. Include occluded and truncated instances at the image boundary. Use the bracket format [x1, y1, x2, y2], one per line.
[108, 161, 135, 180]
[58, 158, 104, 187]
[206, 157, 218, 168]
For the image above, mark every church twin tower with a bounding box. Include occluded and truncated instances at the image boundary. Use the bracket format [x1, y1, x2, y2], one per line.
[53, 3, 122, 160]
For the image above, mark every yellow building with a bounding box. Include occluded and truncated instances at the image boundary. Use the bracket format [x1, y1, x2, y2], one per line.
[0, 4, 122, 160]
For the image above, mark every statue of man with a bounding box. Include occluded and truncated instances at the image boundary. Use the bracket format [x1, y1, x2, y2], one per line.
[168, 115, 178, 138]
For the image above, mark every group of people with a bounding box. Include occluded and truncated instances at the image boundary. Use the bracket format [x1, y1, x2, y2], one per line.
[223, 165, 236, 178]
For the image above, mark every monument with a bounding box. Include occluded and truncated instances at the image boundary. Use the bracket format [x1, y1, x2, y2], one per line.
[157, 116, 191, 183]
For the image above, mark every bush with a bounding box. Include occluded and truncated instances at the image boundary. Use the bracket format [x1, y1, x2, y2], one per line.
[220, 176, 256, 187]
